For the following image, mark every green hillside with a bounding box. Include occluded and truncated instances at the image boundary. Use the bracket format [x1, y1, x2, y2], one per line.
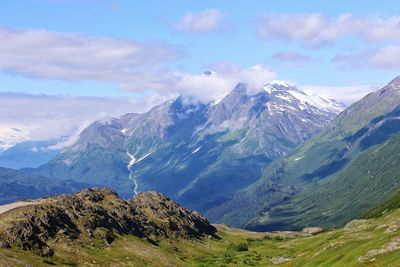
[3, 189, 400, 266]
[361, 188, 400, 220]
[251, 132, 400, 230]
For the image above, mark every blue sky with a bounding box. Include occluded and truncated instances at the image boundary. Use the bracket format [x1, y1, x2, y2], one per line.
[1, 0, 400, 143]
[1, 0, 400, 98]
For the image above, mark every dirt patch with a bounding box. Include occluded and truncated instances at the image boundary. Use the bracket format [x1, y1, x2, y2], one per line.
[0, 201, 40, 215]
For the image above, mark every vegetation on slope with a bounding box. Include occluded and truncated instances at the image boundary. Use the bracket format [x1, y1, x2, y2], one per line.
[2, 189, 400, 266]
[250, 132, 400, 230]
[0, 167, 88, 205]
[361, 189, 400, 219]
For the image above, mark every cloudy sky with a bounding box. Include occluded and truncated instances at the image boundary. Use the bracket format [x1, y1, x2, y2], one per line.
[1, 0, 400, 144]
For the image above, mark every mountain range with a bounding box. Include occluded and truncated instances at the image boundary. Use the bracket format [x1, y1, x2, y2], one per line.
[0, 167, 88, 205]
[33, 81, 345, 215]
[4, 76, 400, 236]
[208, 76, 400, 230]
[0, 140, 61, 169]
[0, 127, 29, 151]
[3, 76, 400, 266]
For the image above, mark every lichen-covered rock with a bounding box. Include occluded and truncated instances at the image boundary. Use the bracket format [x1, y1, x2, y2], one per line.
[358, 237, 400, 263]
[302, 227, 323, 234]
[0, 188, 217, 257]
[270, 257, 291, 264]
[130, 191, 217, 239]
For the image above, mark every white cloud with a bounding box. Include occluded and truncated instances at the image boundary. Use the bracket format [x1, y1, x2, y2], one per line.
[0, 27, 279, 144]
[272, 51, 312, 62]
[0, 62, 276, 144]
[172, 9, 225, 34]
[174, 63, 276, 102]
[302, 84, 378, 104]
[0, 128, 30, 150]
[333, 45, 400, 70]
[258, 13, 400, 46]
[0, 92, 168, 145]
[0, 27, 277, 104]
[0, 27, 183, 91]
[368, 46, 400, 70]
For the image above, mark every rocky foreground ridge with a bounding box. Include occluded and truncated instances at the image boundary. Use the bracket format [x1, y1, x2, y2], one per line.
[0, 188, 217, 257]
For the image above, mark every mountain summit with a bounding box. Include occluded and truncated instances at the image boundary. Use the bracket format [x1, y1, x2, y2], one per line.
[208, 76, 400, 230]
[36, 81, 345, 215]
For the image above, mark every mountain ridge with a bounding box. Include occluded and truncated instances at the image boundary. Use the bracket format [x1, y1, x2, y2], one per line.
[34, 81, 344, 214]
[208, 76, 400, 230]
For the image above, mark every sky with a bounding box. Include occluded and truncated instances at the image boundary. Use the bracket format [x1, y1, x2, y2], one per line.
[1, 0, 400, 145]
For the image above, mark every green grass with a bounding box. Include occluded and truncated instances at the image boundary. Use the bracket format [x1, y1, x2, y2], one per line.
[260, 133, 400, 230]
[361, 189, 400, 219]
[4, 207, 400, 267]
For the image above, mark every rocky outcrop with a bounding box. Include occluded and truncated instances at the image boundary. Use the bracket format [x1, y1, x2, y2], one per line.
[130, 191, 217, 238]
[302, 227, 323, 234]
[0, 188, 217, 257]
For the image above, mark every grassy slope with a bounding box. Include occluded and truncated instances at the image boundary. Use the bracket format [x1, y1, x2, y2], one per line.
[253, 132, 400, 230]
[361, 189, 400, 219]
[3, 208, 400, 266]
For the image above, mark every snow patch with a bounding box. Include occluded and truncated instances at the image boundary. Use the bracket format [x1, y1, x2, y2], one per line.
[288, 90, 344, 114]
[192, 146, 201, 154]
[276, 94, 293, 102]
[127, 151, 139, 195]
[294, 155, 305, 161]
[0, 127, 30, 150]
[126, 150, 155, 195]
[263, 80, 295, 94]
[269, 80, 292, 87]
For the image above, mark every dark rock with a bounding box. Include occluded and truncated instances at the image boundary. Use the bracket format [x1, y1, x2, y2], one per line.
[0, 240, 11, 249]
[103, 232, 115, 245]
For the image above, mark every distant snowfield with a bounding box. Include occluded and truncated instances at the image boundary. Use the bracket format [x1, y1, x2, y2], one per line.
[263, 81, 346, 114]
[0, 127, 30, 151]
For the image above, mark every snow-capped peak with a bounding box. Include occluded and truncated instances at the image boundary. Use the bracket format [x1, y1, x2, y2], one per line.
[263, 80, 296, 94]
[286, 90, 346, 114]
[0, 127, 30, 151]
[268, 80, 292, 87]
[261, 81, 346, 115]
